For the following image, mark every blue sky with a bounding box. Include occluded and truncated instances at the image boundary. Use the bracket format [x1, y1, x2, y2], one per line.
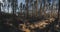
[18, 0, 25, 7]
[18, 0, 25, 4]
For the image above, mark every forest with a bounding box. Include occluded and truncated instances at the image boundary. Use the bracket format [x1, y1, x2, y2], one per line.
[0, 0, 60, 32]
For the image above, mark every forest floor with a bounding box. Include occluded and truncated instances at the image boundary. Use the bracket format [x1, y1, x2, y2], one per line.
[0, 12, 60, 32]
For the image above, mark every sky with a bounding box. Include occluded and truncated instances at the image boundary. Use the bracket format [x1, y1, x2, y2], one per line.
[18, 0, 25, 4]
[0, 0, 25, 4]
[0, 0, 25, 13]
[18, 0, 25, 7]
[0, 0, 1, 1]
[0, 0, 2, 2]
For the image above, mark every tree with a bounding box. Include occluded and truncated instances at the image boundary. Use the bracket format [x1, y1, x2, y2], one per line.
[25, 0, 29, 18]
[0, 2, 2, 13]
[29, 0, 34, 17]
[0, 1, 3, 17]
[20, 2, 23, 15]
[47, 0, 51, 18]
[39, 0, 42, 18]
[43, 0, 47, 18]
[22, 4, 25, 17]
[34, 1, 36, 16]
[2, 0, 7, 13]
[23, 4, 25, 10]
[7, 0, 11, 3]
[7, 0, 11, 13]
[36, 0, 38, 17]
[50, 0, 55, 18]
[11, 0, 18, 15]
[7, 4, 10, 13]
[31, 3, 34, 17]
[58, 0, 60, 26]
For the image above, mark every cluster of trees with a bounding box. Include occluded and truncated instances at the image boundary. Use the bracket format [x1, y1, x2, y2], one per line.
[0, 0, 59, 32]
[0, 0, 59, 18]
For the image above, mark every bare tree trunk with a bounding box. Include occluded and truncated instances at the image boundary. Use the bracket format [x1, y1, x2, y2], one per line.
[20, 3, 22, 16]
[8, 7, 9, 13]
[0, 5, 1, 13]
[20, 8, 22, 15]
[50, 4, 53, 18]
[50, 0, 55, 18]
[26, 0, 29, 19]
[0, 2, 1, 14]
[44, 0, 47, 18]
[58, 0, 60, 27]
[40, 0, 42, 18]
[32, 3, 34, 17]
[36, 0, 38, 17]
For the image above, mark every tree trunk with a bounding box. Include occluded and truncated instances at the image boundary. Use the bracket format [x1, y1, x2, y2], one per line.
[20, 8, 22, 15]
[26, 0, 29, 19]
[40, 0, 42, 18]
[8, 7, 9, 13]
[58, 0, 60, 27]
[0, 6, 1, 13]
[44, 0, 47, 18]
[51, 0, 55, 18]
[32, 3, 34, 17]
[36, 0, 38, 17]
[0, 3, 1, 14]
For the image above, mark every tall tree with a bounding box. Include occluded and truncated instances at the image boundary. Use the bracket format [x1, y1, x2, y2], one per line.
[22, 4, 25, 11]
[58, 0, 60, 26]
[43, 0, 47, 18]
[0, 2, 2, 13]
[36, 0, 38, 17]
[7, 0, 11, 3]
[22, 4, 25, 17]
[7, 4, 10, 13]
[39, 0, 42, 18]
[29, 0, 34, 17]
[2, 0, 7, 13]
[0, 1, 3, 16]
[7, 0, 11, 13]
[11, 0, 18, 15]
[23, 4, 25, 10]
[25, 0, 29, 18]
[20, 2, 23, 15]
[31, 3, 34, 17]
[34, 1, 36, 16]
[47, 0, 51, 18]
[50, 0, 55, 18]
